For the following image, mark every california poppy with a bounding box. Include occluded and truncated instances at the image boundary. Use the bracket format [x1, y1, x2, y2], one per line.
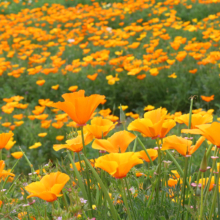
[161, 135, 205, 156]
[53, 131, 93, 152]
[201, 95, 214, 102]
[52, 90, 105, 126]
[135, 149, 158, 162]
[85, 117, 116, 139]
[11, 152, 23, 159]
[196, 122, 220, 147]
[92, 130, 136, 153]
[128, 108, 167, 139]
[0, 132, 14, 149]
[25, 172, 70, 202]
[95, 152, 143, 178]
[0, 160, 15, 179]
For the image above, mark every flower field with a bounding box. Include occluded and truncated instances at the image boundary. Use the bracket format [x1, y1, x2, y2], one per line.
[0, 0, 220, 219]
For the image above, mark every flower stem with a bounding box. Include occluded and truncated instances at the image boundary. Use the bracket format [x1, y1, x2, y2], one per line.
[181, 156, 189, 219]
[124, 177, 137, 220]
[137, 137, 154, 166]
[155, 138, 161, 202]
[120, 179, 132, 220]
[199, 172, 204, 220]
[204, 147, 218, 205]
[80, 126, 93, 216]
[2, 159, 19, 190]
[208, 172, 219, 220]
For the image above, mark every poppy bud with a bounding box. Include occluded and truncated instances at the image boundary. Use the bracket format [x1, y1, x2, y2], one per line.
[199, 151, 207, 172]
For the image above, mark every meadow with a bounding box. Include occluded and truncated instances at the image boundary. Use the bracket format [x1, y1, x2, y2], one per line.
[0, 0, 220, 219]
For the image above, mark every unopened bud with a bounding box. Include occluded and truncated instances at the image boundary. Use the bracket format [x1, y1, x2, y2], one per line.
[199, 151, 207, 172]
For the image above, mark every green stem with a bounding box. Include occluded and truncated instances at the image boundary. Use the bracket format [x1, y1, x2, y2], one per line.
[199, 172, 204, 220]
[67, 151, 88, 201]
[166, 150, 193, 194]
[6, 174, 20, 194]
[147, 178, 159, 208]
[62, 190, 69, 211]
[155, 138, 161, 202]
[181, 157, 189, 219]
[2, 159, 19, 190]
[124, 177, 137, 220]
[19, 147, 35, 174]
[208, 172, 219, 220]
[132, 138, 137, 152]
[120, 179, 132, 220]
[82, 154, 119, 220]
[80, 127, 93, 216]
[137, 137, 153, 166]
[204, 147, 218, 205]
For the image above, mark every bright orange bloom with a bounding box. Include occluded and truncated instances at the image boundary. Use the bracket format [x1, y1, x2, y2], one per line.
[52, 90, 105, 126]
[201, 95, 214, 102]
[179, 113, 213, 134]
[85, 117, 116, 139]
[51, 84, 59, 90]
[177, 113, 213, 128]
[135, 149, 158, 162]
[29, 142, 42, 149]
[161, 135, 205, 156]
[36, 79, 45, 86]
[167, 178, 178, 187]
[196, 176, 215, 191]
[160, 119, 176, 138]
[0, 132, 14, 149]
[53, 131, 93, 152]
[56, 136, 64, 141]
[92, 130, 136, 153]
[25, 172, 70, 202]
[4, 138, 16, 150]
[144, 105, 155, 111]
[128, 108, 167, 139]
[0, 160, 15, 179]
[196, 122, 220, 147]
[11, 152, 23, 159]
[95, 152, 143, 178]
[68, 86, 78, 92]
[87, 73, 98, 81]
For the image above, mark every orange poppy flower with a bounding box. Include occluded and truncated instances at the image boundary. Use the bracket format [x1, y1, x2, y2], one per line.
[196, 176, 215, 191]
[161, 135, 205, 156]
[53, 131, 93, 152]
[68, 86, 78, 92]
[51, 84, 59, 90]
[85, 117, 116, 139]
[29, 142, 42, 149]
[177, 113, 213, 128]
[92, 130, 136, 153]
[52, 90, 105, 126]
[0, 160, 15, 179]
[160, 119, 176, 138]
[87, 73, 98, 81]
[135, 149, 158, 162]
[167, 178, 178, 187]
[0, 132, 14, 149]
[128, 108, 167, 139]
[196, 122, 220, 147]
[25, 172, 70, 202]
[4, 138, 16, 150]
[201, 95, 214, 102]
[179, 113, 213, 134]
[11, 152, 23, 159]
[36, 80, 45, 86]
[144, 105, 155, 111]
[95, 152, 143, 179]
